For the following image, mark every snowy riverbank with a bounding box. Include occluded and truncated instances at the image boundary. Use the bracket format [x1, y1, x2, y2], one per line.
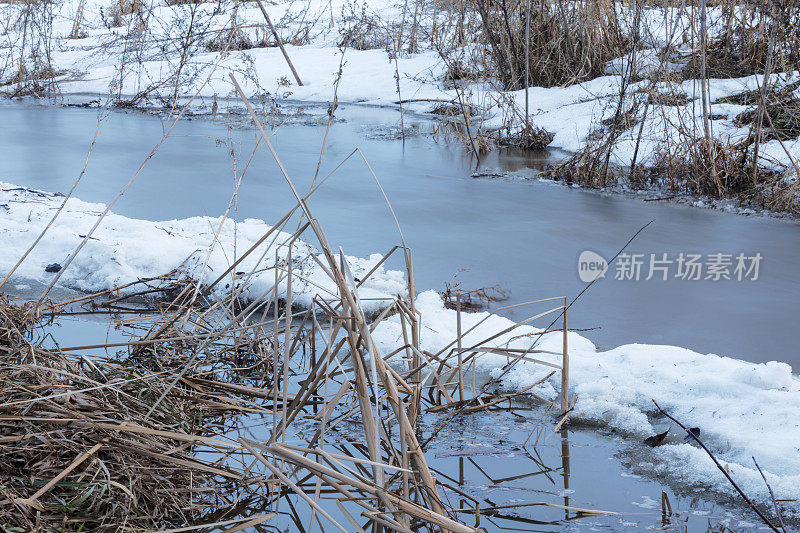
[0, 183, 407, 312]
[372, 291, 800, 515]
[2, 181, 798, 516]
[3, 0, 800, 180]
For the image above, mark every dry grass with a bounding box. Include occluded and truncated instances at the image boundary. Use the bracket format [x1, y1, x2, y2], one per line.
[0, 293, 265, 531]
[681, 0, 800, 81]
[0, 78, 579, 530]
[539, 141, 617, 189]
[498, 123, 554, 150]
[474, 0, 631, 89]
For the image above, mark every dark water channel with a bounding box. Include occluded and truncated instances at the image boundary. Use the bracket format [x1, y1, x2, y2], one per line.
[1, 99, 798, 366]
[2, 99, 797, 531]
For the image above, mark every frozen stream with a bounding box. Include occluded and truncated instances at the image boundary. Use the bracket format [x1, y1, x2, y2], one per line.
[2, 98, 799, 530]
[1, 99, 798, 365]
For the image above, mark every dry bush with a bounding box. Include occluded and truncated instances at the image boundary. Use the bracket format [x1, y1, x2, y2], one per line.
[498, 123, 554, 149]
[539, 139, 618, 188]
[474, 0, 631, 89]
[337, 0, 391, 50]
[104, 0, 228, 106]
[0, 295, 257, 531]
[761, 173, 800, 214]
[681, 0, 800, 80]
[104, 0, 144, 27]
[205, 27, 256, 51]
[0, 0, 59, 97]
[633, 139, 755, 195]
[726, 82, 800, 142]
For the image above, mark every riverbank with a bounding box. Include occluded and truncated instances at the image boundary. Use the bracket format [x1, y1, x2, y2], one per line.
[0, 182, 407, 313]
[2, 177, 799, 524]
[2, 0, 799, 214]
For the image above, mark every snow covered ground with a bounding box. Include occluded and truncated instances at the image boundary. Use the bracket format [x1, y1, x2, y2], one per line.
[491, 71, 800, 171]
[1, 0, 452, 107]
[1, 180, 798, 515]
[0, 183, 407, 312]
[372, 291, 800, 515]
[2, 0, 800, 515]
[2, 0, 800, 176]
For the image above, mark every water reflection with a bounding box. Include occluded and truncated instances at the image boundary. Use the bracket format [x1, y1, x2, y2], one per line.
[431, 411, 575, 529]
[561, 428, 570, 521]
[31, 304, 767, 532]
[1, 100, 798, 366]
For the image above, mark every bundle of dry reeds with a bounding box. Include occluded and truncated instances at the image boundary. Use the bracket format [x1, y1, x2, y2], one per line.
[0, 70, 578, 531]
[0, 294, 268, 531]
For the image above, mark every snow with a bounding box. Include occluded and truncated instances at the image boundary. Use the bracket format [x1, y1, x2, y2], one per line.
[604, 48, 684, 80]
[1, 0, 451, 109]
[0, 183, 407, 312]
[2, 183, 799, 512]
[3, 0, 800, 176]
[492, 71, 800, 170]
[3, 0, 800, 511]
[371, 290, 800, 513]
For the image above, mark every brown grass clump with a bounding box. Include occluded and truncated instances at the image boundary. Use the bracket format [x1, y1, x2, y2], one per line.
[760, 174, 800, 214]
[539, 141, 618, 188]
[629, 139, 756, 195]
[498, 123, 554, 150]
[736, 101, 800, 141]
[681, 41, 765, 81]
[0, 294, 258, 532]
[443, 60, 480, 88]
[475, 0, 630, 89]
[726, 83, 800, 142]
[440, 270, 508, 311]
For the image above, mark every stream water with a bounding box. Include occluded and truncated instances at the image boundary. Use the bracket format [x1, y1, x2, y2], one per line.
[29, 307, 769, 532]
[2, 99, 798, 364]
[2, 98, 798, 531]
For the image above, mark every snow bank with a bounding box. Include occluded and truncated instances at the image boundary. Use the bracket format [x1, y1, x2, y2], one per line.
[2, 0, 450, 109]
[0, 183, 406, 312]
[4, 0, 800, 176]
[490, 71, 800, 171]
[372, 290, 800, 512]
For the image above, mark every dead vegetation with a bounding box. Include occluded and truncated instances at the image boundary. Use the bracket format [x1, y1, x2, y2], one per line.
[0, 293, 263, 531]
[0, 76, 580, 531]
[519, 0, 800, 215]
[440, 270, 509, 311]
[0, 265, 576, 530]
[473, 0, 630, 90]
[498, 123, 554, 150]
[732, 86, 800, 142]
[680, 0, 800, 81]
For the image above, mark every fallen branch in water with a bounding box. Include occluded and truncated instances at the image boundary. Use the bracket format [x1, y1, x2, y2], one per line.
[753, 456, 788, 533]
[652, 400, 780, 532]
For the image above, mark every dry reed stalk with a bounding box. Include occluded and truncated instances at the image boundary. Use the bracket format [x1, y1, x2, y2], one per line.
[0, 294, 281, 530]
[254, 0, 303, 86]
[0, 67, 594, 533]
